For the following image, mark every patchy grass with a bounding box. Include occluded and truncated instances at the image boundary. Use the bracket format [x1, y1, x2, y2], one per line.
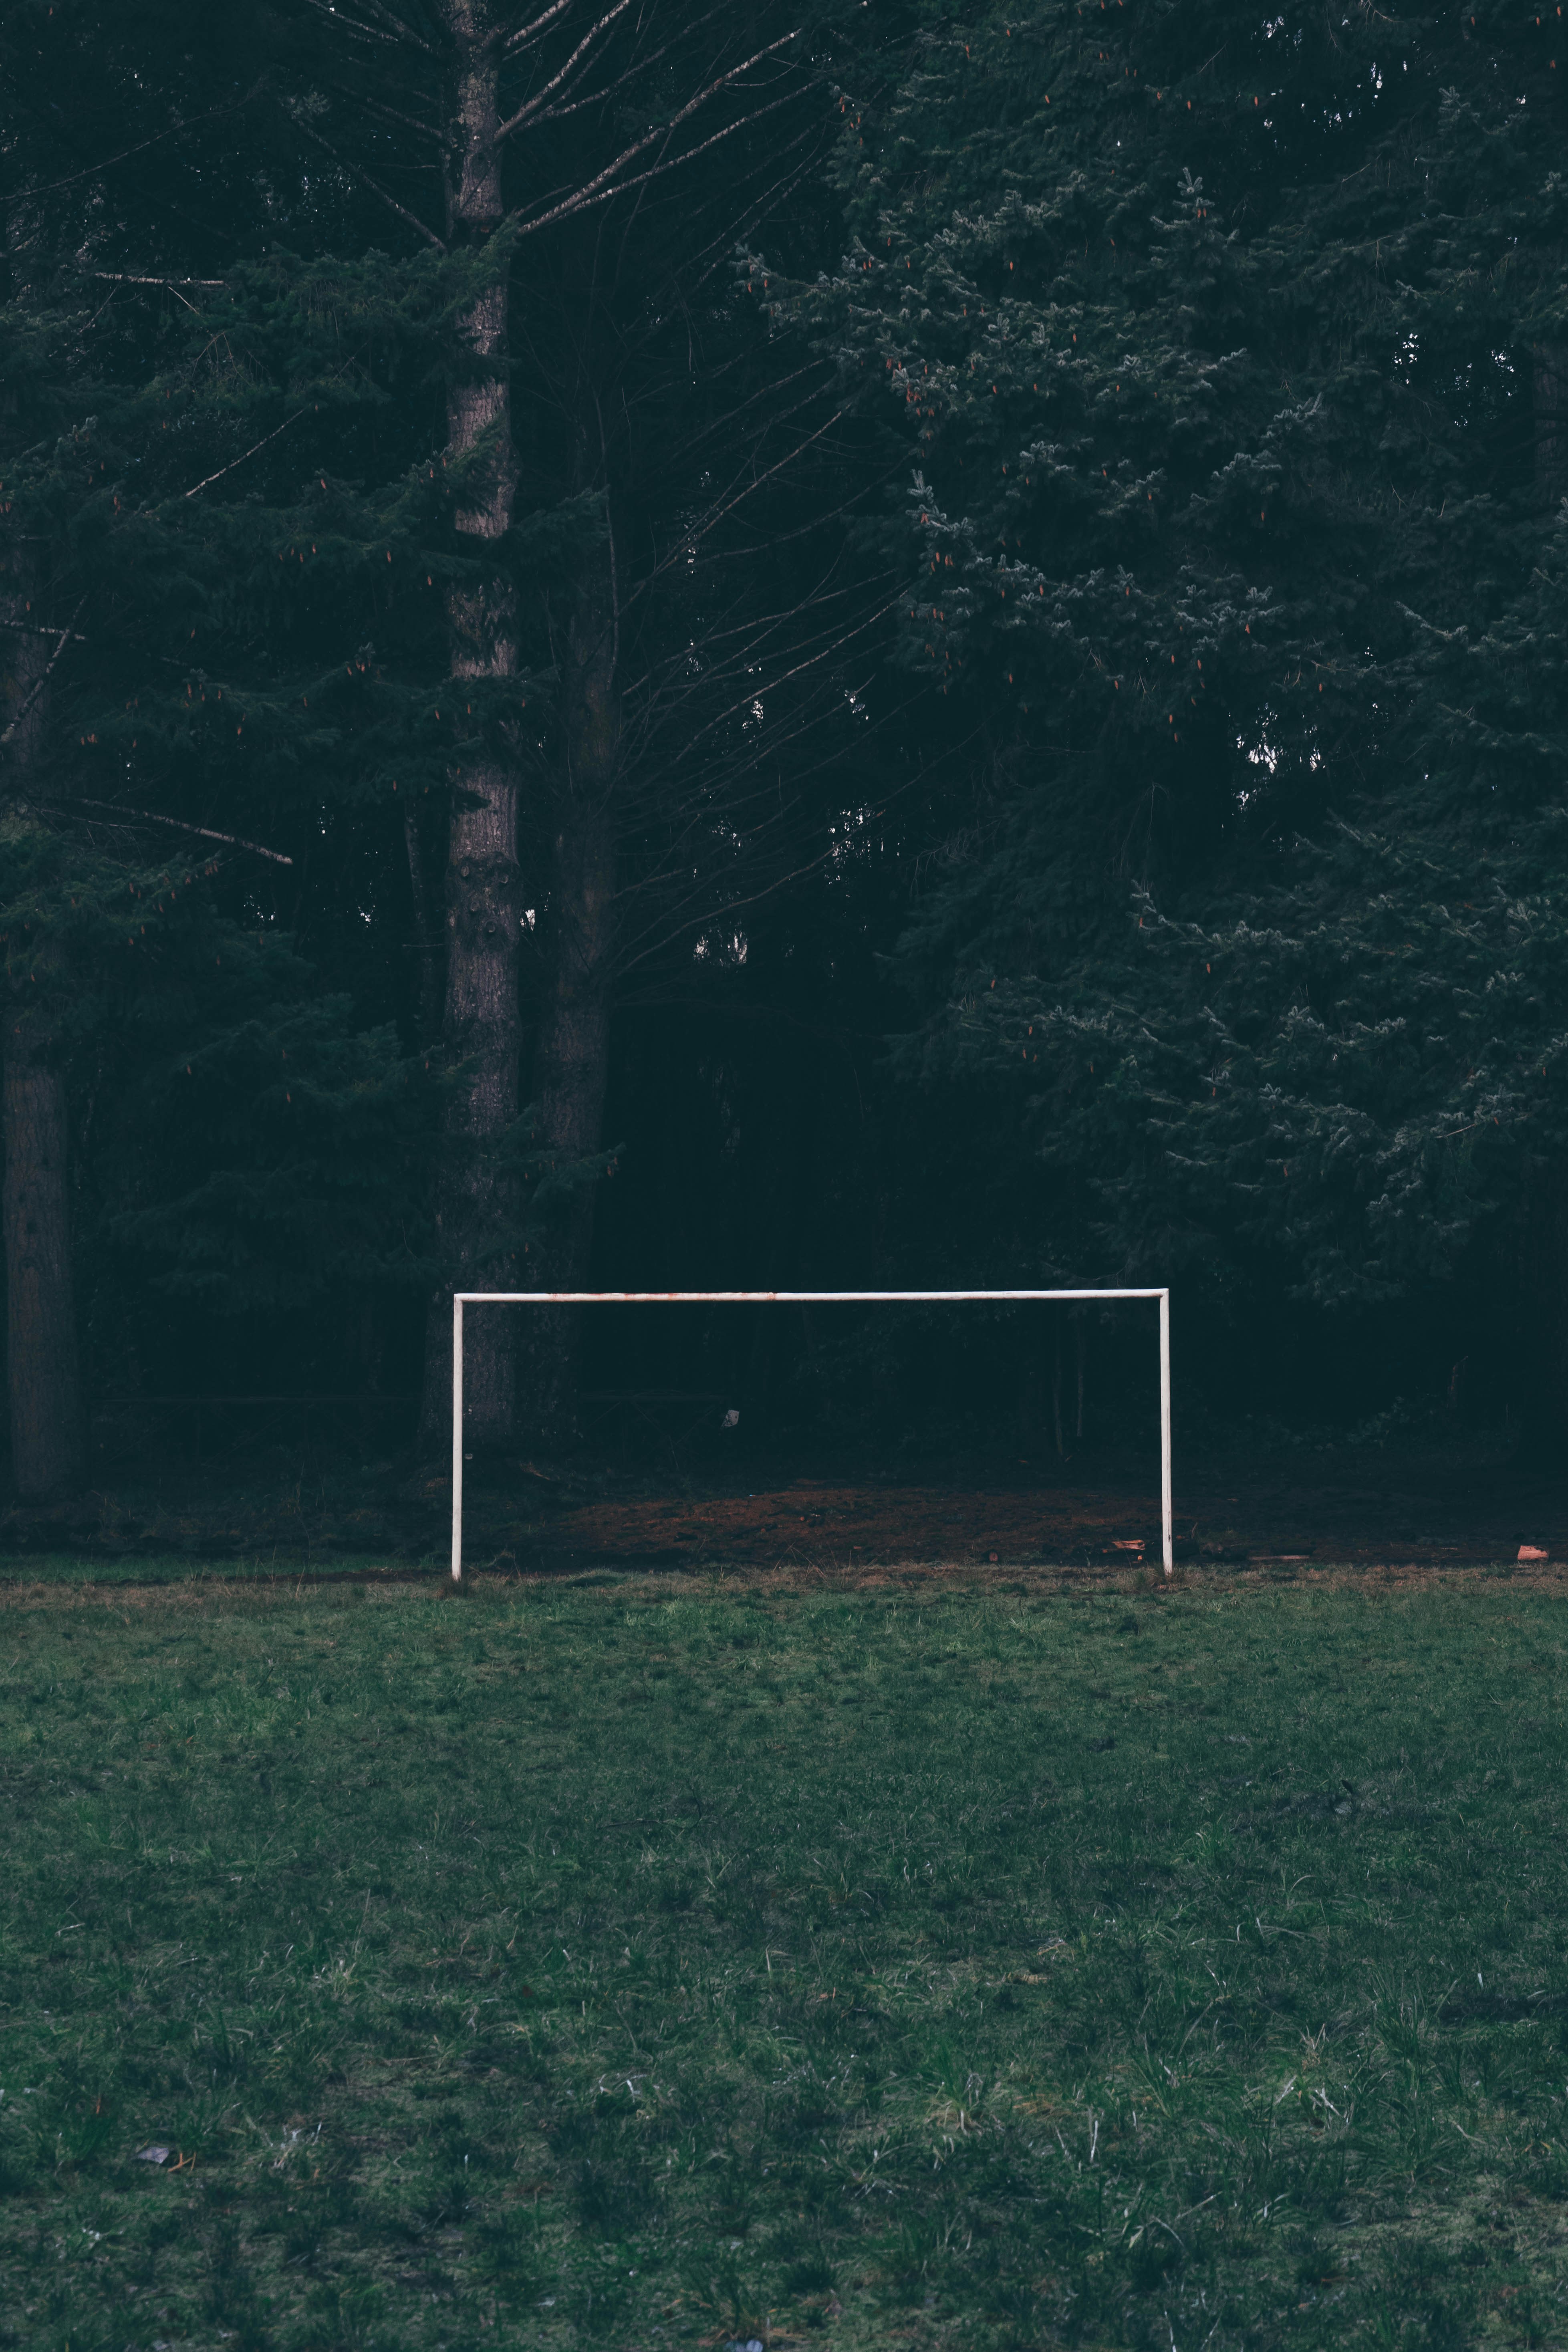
[1, 1575, 1567, 2350]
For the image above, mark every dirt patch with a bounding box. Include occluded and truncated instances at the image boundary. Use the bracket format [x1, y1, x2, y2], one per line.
[4, 1440, 1564, 1591]
[507, 1455, 1568, 1574]
[538, 1479, 1162, 1570]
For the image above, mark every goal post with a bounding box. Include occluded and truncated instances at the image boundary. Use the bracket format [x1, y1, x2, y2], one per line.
[449, 1288, 1173, 1582]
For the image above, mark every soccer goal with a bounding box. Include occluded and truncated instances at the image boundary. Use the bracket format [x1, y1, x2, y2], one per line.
[448, 1288, 1173, 1582]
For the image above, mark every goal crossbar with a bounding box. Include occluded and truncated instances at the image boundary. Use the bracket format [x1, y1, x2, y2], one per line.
[449, 1288, 1173, 1581]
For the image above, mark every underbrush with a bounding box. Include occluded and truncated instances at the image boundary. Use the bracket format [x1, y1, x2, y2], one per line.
[0, 1576, 1565, 2347]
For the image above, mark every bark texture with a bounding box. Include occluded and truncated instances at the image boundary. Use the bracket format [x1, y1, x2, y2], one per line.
[0, 552, 85, 1497]
[419, 0, 526, 1452]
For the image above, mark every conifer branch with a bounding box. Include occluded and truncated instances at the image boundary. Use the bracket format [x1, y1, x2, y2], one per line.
[0, 601, 85, 752]
[67, 800, 293, 866]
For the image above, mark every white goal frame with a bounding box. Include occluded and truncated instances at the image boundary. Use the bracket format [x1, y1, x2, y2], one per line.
[449, 1288, 1172, 1582]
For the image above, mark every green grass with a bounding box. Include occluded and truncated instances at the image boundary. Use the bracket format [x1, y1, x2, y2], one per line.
[2, 1573, 1567, 2350]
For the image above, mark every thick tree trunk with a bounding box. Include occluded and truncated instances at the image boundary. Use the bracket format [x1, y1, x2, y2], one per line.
[0, 552, 85, 1497]
[419, 1, 526, 1455]
[517, 522, 620, 1449]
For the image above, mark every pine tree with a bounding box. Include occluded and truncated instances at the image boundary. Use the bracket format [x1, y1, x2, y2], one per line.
[4, 0, 886, 1464]
[0, 13, 450, 1472]
[766, 0, 1568, 1417]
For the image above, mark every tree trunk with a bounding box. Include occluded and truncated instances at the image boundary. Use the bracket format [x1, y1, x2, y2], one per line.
[0, 546, 85, 1497]
[419, 0, 526, 1455]
[517, 519, 620, 1449]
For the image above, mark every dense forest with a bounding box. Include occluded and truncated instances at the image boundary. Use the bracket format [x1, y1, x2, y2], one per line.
[1, 0, 1564, 1499]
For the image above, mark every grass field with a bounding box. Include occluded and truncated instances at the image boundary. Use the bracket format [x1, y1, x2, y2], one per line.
[2, 1568, 1567, 2350]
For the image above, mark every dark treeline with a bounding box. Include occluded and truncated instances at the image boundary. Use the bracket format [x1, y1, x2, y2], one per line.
[1, 0, 1564, 1495]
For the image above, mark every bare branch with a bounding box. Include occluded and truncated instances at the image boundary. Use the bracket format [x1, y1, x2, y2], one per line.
[512, 36, 800, 235]
[526, 4, 730, 125]
[319, 85, 445, 142]
[300, 0, 430, 52]
[668, 593, 902, 766]
[613, 730, 943, 982]
[504, 0, 581, 56]
[0, 618, 87, 643]
[669, 405, 842, 558]
[0, 601, 85, 751]
[615, 397, 854, 622]
[496, 0, 637, 141]
[180, 409, 309, 501]
[13, 93, 260, 201]
[91, 272, 225, 287]
[91, 270, 224, 316]
[63, 800, 293, 865]
[355, 0, 441, 50]
[292, 121, 447, 250]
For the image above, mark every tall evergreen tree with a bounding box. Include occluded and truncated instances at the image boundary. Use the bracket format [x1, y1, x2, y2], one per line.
[765, 0, 1568, 1422]
[3, 0, 883, 1466]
